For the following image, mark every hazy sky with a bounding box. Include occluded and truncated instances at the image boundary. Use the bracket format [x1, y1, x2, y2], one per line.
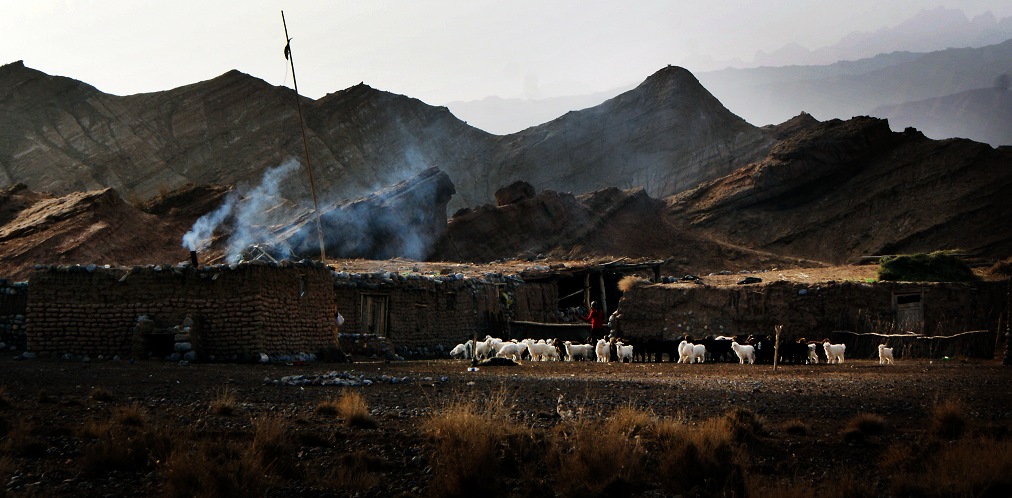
[6, 1, 1012, 106]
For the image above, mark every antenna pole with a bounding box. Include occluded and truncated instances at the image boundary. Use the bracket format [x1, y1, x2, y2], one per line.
[282, 10, 327, 261]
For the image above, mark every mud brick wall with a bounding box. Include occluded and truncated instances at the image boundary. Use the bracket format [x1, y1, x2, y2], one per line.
[332, 272, 546, 350]
[619, 280, 1007, 358]
[0, 279, 28, 350]
[511, 281, 560, 323]
[26, 262, 334, 358]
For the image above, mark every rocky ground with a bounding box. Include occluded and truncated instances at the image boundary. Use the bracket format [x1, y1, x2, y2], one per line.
[1, 354, 1011, 497]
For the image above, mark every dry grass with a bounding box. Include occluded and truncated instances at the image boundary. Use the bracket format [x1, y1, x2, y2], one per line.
[335, 390, 377, 428]
[889, 437, 1012, 497]
[778, 418, 811, 436]
[209, 386, 238, 416]
[750, 473, 879, 498]
[162, 438, 268, 498]
[618, 275, 650, 292]
[314, 397, 340, 417]
[113, 403, 148, 427]
[931, 399, 968, 440]
[89, 386, 115, 402]
[550, 407, 651, 497]
[422, 388, 520, 497]
[842, 413, 888, 443]
[79, 411, 174, 476]
[652, 415, 747, 497]
[1, 417, 47, 458]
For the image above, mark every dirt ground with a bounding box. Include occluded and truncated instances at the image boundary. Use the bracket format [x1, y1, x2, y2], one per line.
[1, 354, 1011, 497]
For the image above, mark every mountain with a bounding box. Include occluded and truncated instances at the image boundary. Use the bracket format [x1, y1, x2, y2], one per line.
[752, 8, 1012, 67]
[0, 61, 773, 214]
[0, 183, 217, 279]
[871, 86, 1012, 147]
[670, 116, 1012, 264]
[695, 38, 1012, 144]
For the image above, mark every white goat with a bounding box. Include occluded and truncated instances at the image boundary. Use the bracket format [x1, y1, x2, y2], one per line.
[677, 340, 694, 363]
[823, 341, 846, 364]
[449, 342, 472, 360]
[474, 338, 496, 360]
[731, 340, 755, 364]
[595, 339, 611, 363]
[524, 339, 560, 361]
[497, 341, 527, 361]
[878, 344, 895, 365]
[615, 341, 634, 363]
[563, 341, 595, 361]
[807, 343, 819, 364]
[690, 344, 707, 363]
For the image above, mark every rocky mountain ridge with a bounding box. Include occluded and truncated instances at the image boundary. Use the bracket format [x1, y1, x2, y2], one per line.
[0, 61, 771, 215]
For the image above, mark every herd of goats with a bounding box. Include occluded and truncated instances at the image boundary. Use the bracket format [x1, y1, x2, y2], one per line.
[449, 335, 897, 365]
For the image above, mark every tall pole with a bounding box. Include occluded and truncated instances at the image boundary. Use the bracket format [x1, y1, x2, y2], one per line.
[282, 11, 327, 261]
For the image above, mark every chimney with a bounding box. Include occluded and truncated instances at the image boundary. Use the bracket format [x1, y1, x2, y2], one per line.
[190, 250, 199, 267]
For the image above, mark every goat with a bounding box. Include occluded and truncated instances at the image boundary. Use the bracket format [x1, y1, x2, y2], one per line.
[563, 341, 595, 361]
[524, 339, 561, 361]
[449, 341, 472, 360]
[615, 341, 634, 363]
[878, 344, 895, 365]
[677, 340, 694, 363]
[807, 343, 819, 364]
[595, 338, 611, 363]
[731, 340, 755, 364]
[690, 344, 707, 363]
[823, 340, 846, 364]
[497, 341, 527, 361]
[474, 337, 496, 360]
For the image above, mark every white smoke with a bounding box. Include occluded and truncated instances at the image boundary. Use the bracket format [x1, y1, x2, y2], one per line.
[180, 159, 302, 260]
[181, 193, 237, 252]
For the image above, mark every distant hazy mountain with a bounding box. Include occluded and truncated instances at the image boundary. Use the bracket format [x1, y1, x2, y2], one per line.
[752, 7, 1012, 67]
[871, 86, 1012, 147]
[445, 8, 1012, 145]
[695, 38, 1012, 140]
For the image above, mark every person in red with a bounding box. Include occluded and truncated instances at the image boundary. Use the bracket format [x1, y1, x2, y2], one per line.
[580, 301, 607, 340]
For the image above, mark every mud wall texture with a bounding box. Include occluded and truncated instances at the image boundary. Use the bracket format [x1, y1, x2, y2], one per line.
[26, 262, 335, 359]
[0, 279, 28, 350]
[333, 273, 558, 351]
[618, 280, 1008, 358]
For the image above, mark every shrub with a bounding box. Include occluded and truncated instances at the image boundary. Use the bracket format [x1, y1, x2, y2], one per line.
[89, 387, 115, 403]
[843, 413, 888, 443]
[778, 419, 810, 436]
[422, 389, 519, 498]
[336, 390, 377, 429]
[931, 399, 968, 440]
[549, 407, 652, 497]
[890, 437, 1012, 497]
[642, 412, 748, 497]
[315, 397, 340, 417]
[618, 275, 650, 292]
[209, 387, 238, 416]
[878, 251, 978, 282]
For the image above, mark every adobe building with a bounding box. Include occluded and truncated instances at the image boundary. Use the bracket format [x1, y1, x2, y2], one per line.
[617, 277, 1007, 359]
[25, 261, 335, 360]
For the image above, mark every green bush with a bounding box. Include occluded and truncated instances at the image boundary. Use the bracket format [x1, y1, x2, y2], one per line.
[878, 252, 978, 282]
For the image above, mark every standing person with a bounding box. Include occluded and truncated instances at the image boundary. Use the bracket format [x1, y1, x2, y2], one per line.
[579, 301, 607, 340]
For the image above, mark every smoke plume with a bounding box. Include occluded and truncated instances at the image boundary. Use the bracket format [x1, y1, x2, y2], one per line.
[180, 159, 301, 260]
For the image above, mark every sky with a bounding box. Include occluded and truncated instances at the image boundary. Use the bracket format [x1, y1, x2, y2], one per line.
[5, 0, 1012, 106]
